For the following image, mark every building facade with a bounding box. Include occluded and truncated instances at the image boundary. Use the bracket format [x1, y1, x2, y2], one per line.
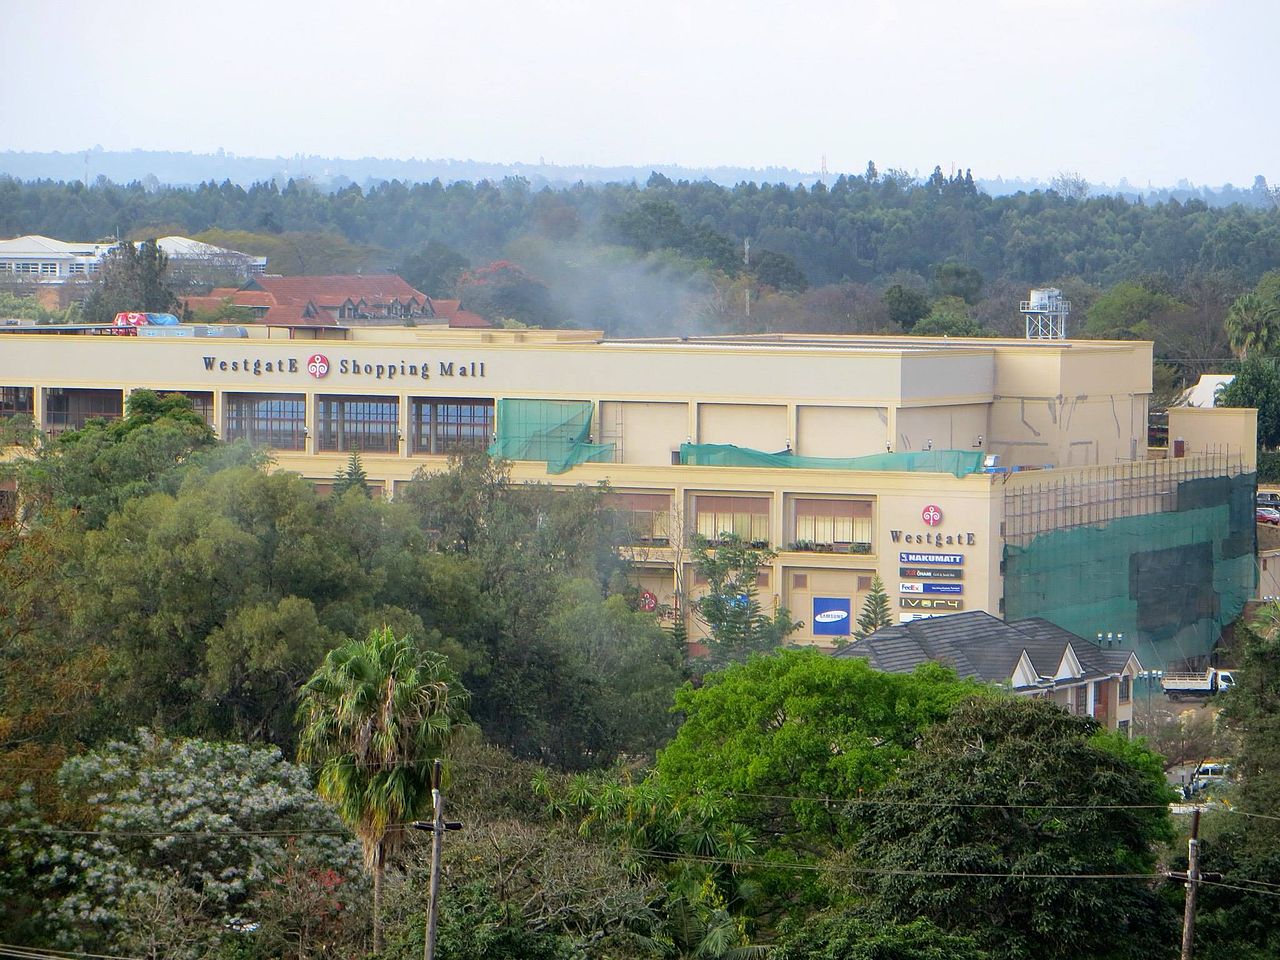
[0, 326, 1256, 668]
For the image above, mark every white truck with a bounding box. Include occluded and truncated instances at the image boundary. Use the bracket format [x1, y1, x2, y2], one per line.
[1160, 667, 1237, 700]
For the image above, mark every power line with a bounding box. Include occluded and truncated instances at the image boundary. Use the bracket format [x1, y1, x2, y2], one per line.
[627, 846, 1165, 881]
[1199, 877, 1280, 900]
[0, 944, 146, 960]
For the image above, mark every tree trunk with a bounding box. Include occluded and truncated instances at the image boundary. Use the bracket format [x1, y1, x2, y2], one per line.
[373, 841, 385, 953]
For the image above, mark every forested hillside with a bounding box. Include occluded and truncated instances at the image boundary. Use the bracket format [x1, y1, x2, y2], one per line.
[3, 169, 1279, 350]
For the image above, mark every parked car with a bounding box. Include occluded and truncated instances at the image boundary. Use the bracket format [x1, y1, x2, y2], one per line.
[1257, 507, 1280, 525]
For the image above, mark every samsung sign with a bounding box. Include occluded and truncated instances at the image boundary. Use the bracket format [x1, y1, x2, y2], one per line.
[812, 597, 852, 636]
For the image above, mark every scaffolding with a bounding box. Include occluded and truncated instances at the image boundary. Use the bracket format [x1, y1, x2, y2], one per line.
[1002, 454, 1255, 669]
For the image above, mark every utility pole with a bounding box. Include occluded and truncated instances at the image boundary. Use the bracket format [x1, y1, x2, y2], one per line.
[1181, 807, 1201, 960]
[412, 759, 462, 960]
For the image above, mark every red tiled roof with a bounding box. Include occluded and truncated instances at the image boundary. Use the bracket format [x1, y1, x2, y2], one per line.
[429, 298, 493, 329]
[248, 274, 428, 308]
[264, 303, 335, 325]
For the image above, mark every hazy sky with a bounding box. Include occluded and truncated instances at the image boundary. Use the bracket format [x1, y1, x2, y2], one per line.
[3, 0, 1274, 185]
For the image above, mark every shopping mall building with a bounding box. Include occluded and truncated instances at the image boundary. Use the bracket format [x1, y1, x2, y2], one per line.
[0, 324, 1258, 668]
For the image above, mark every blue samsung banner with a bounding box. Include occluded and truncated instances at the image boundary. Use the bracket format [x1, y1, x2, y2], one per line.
[812, 597, 852, 636]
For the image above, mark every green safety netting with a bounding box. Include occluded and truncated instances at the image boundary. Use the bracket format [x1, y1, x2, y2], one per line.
[488, 399, 615, 475]
[679, 443, 985, 478]
[1003, 473, 1256, 669]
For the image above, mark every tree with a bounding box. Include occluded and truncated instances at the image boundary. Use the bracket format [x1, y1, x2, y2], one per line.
[1225, 292, 1280, 359]
[850, 697, 1177, 960]
[1085, 282, 1184, 341]
[458, 260, 558, 326]
[396, 240, 470, 298]
[909, 297, 987, 337]
[690, 533, 798, 666]
[12, 389, 223, 529]
[773, 913, 989, 960]
[854, 573, 892, 639]
[933, 263, 984, 304]
[656, 651, 985, 852]
[332, 450, 370, 497]
[755, 250, 808, 293]
[22, 730, 363, 956]
[884, 284, 931, 332]
[81, 239, 179, 323]
[1217, 355, 1280, 448]
[1193, 608, 1280, 959]
[296, 627, 469, 952]
[541, 578, 685, 758]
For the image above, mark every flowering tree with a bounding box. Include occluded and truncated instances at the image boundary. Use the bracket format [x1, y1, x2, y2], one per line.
[26, 730, 362, 956]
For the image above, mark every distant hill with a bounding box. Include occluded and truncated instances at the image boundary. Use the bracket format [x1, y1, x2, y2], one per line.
[1, 148, 1274, 209]
[0, 147, 825, 192]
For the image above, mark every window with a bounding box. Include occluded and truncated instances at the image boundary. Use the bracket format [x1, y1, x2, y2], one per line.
[1117, 719, 1131, 737]
[44, 388, 122, 433]
[411, 398, 494, 454]
[0, 387, 33, 417]
[792, 573, 808, 589]
[1118, 675, 1131, 703]
[857, 575, 873, 591]
[791, 499, 872, 552]
[224, 393, 306, 450]
[317, 396, 398, 453]
[695, 495, 770, 546]
[605, 492, 672, 545]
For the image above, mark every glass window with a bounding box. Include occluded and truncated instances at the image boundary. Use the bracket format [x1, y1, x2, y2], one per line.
[1118, 675, 1131, 703]
[317, 396, 398, 453]
[411, 398, 494, 455]
[605, 492, 672, 545]
[224, 393, 306, 450]
[792, 499, 872, 552]
[44, 388, 122, 434]
[695, 495, 770, 546]
[0, 387, 33, 417]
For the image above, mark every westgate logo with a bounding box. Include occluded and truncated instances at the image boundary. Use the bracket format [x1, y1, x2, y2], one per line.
[307, 354, 330, 378]
[922, 504, 943, 526]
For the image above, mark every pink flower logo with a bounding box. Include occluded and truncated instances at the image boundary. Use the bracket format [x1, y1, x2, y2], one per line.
[921, 504, 943, 527]
[307, 354, 330, 378]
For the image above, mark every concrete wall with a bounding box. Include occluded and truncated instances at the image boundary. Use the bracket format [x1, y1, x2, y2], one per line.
[1168, 406, 1258, 472]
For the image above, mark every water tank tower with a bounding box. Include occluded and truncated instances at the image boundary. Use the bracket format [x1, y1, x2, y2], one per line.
[1020, 287, 1069, 339]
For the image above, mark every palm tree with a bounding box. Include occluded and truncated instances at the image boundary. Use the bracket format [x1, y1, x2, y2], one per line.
[296, 627, 469, 952]
[1225, 292, 1280, 359]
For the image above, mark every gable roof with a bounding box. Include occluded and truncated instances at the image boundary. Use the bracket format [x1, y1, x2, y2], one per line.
[245, 274, 427, 308]
[427, 298, 493, 329]
[831, 610, 1141, 688]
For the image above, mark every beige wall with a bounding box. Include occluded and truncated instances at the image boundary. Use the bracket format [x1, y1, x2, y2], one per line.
[599, 400, 689, 465]
[895, 403, 987, 453]
[1168, 407, 1258, 472]
[796, 405, 888, 457]
[698, 403, 789, 451]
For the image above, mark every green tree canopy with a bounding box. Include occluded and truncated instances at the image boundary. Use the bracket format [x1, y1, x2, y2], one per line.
[1225, 292, 1280, 359]
[656, 651, 985, 849]
[297, 626, 469, 952]
[81, 239, 179, 323]
[1216, 355, 1280, 447]
[690, 533, 798, 667]
[773, 913, 990, 960]
[850, 697, 1177, 960]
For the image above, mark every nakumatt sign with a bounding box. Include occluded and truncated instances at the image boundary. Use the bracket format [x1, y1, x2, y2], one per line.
[201, 354, 488, 382]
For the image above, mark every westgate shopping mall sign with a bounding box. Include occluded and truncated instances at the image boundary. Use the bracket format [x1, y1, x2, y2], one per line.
[200, 353, 487, 382]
